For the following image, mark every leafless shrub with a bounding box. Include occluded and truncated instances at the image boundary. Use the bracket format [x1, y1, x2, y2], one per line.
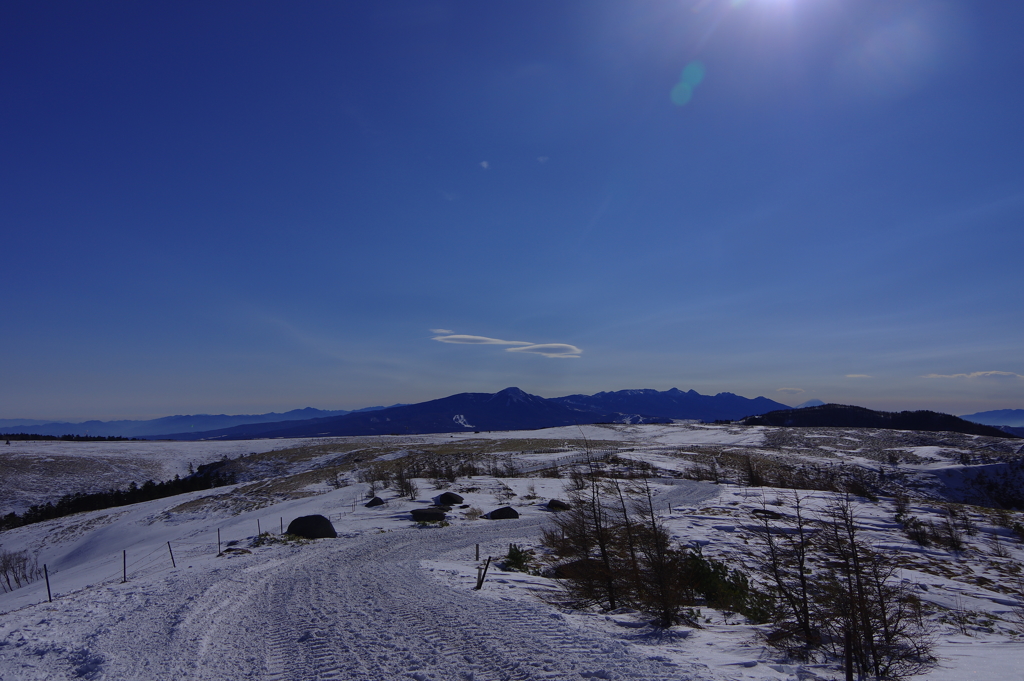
[936, 512, 965, 552]
[326, 471, 349, 489]
[1007, 575, 1024, 634]
[493, 482, 515, 505]
[0, 548, 43, 593]
[394, 469, 418, 500]
[903, 516, 931, 547]
[893, 492, 910, 520]
[987, 532, 1011, 558]
[365, 479, 379, 499]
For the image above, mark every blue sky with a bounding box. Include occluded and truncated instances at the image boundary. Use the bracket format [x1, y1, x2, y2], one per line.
[2, 0, 1022, 420]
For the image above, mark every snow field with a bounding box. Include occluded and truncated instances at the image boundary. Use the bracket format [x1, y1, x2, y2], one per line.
[4, 423, 1024, 680]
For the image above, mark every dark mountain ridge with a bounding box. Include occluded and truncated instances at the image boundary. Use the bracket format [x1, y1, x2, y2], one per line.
[550, 388, 790, 422]
[150, 386, 792, 440]
[741, 404, 1019, 439]
[151, 387, 670, 440]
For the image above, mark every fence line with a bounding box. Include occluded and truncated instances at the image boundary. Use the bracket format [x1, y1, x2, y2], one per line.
[0, 522, 294, 614]
[4, 448, 643, 613]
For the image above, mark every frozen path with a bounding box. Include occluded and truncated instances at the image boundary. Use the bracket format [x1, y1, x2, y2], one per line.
[2, 481, 720, 680]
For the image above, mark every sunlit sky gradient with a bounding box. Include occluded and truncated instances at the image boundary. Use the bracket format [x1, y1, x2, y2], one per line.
[2, 1, 1022, 420]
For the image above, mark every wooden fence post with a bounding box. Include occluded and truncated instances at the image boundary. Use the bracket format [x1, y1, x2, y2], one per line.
[122, 550, 126, 583]
[217, 528, 222, 556]
[475, 544, 479, 561]
[167, 541, 176, 568]
[44, 564, 52, 602]
[474, 557, 492, 590]
[257, 519, 261, 535]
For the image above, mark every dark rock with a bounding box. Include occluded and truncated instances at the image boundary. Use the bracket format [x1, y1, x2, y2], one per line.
[287, 515, 337, 539]
[430, 505, 452, 512]
[365, 496, 385, 508]
[751, 509, 783, 520]
[487, 506, 519, 520]
[411, 508, 446, 522]
[438, 492, 464, 505]
[547, 499, 571, 511]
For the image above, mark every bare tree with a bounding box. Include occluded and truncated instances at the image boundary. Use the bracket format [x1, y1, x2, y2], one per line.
[754, 493, 935, 679]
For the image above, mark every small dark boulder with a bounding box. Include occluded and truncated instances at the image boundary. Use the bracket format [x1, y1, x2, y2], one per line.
[365, 496, 385, 508]
[431, 505, 452, 512]
[411, 508, 447, 522]
[547, 499, 571, 512]
[437, 492, 464, 505]
[487, 506, 519, 520]
[287, 515, 337, 539]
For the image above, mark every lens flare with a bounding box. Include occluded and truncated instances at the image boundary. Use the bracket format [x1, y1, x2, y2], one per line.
[671, 60, 706, 106]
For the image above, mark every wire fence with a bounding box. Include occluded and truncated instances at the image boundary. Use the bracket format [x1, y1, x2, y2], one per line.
[0, 517, 299, 615]
[3, 455, 643, 612]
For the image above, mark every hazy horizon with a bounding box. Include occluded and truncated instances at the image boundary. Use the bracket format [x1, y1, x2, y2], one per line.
[3, 1, 1022, 421]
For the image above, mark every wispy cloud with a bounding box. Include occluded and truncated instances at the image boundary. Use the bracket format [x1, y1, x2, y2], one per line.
[777, 387, 805, 395]
[923, 371, 1024, 379]
[846, 374, 872, 378]
[431, 332, 581, 358]
[432, 334, 530, 346]
[506, 343, 582, 359]
[480, 161, 489, 169]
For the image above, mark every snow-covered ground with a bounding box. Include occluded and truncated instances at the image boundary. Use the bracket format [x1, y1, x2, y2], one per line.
[3, 423, 1024, 680]
[0, 439, 297, 516]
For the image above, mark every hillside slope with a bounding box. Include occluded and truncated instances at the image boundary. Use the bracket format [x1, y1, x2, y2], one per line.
[742, 403, 1019, 438]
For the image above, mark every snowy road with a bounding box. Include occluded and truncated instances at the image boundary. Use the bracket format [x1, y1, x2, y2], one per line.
[2, 483, 719, 681]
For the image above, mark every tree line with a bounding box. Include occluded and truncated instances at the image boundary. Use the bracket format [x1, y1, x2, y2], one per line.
[3, 433, 140, 442]
[0, 460, 236, 531]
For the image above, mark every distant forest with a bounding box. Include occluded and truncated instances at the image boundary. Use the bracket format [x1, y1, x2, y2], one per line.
[0, 460, 236, 531]
[741, 404, 1019, 439]
[3, 433, 139, 442]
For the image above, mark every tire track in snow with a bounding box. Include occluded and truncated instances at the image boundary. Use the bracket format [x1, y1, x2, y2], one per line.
[254, 520, 700, 680]
[11, 482, 718, 680]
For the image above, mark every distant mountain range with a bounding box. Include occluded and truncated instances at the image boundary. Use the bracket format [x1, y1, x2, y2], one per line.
[961, 409, 1024, 428]
[142, 387, 791, 440]
[549, 388, 790, 423]
[741, 404, 1019, 439]
[15, 390, 1014, 442]
[0, 406, 397, 438]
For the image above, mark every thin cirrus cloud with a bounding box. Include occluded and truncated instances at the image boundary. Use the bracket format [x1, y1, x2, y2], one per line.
[506, 343, 582, 359]
[922, 371, 1024, 379]
[777, 387, 805, 395]
[846, 374, 872, 378]
[432, 333, 582, 359]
